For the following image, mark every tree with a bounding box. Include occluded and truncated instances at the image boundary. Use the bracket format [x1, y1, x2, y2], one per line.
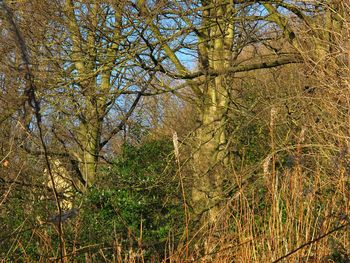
[0, 0, 153, 190]
[1, 0, 350, 261]
[134, 0, 302, 223]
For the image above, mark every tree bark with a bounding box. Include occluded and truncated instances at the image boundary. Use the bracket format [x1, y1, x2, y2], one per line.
[190, 1, 234, 223]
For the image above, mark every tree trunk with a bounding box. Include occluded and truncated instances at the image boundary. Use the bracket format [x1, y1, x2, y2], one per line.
[190, 1, 233, 223]
[191, 93, 229, 222]
[80, 120, 100, 187]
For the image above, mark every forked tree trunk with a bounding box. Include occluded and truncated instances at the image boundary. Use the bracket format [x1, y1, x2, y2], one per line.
[64, 2, 118, 188]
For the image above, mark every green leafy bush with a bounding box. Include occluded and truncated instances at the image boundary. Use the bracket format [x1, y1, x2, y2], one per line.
[78, 139, 184, 259]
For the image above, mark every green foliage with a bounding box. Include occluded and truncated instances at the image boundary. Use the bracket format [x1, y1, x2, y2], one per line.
[237, 122, 269, 164]
[0, 191, 43, 260]
[0, 139, 183, 261]
[78, 139, 184, 258]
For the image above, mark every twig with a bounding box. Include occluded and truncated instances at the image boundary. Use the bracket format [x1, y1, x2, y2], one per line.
[0, 1, 66, 261]
[273, 221, 350, 263]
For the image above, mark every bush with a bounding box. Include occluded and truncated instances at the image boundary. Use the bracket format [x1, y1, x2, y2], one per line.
[77, 139, 184, 260]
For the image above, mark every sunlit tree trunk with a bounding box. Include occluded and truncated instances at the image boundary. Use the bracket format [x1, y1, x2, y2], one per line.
[191, 1, 234, 223]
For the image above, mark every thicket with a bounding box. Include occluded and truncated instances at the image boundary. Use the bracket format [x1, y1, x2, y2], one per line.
[0, 1, 349, 262]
